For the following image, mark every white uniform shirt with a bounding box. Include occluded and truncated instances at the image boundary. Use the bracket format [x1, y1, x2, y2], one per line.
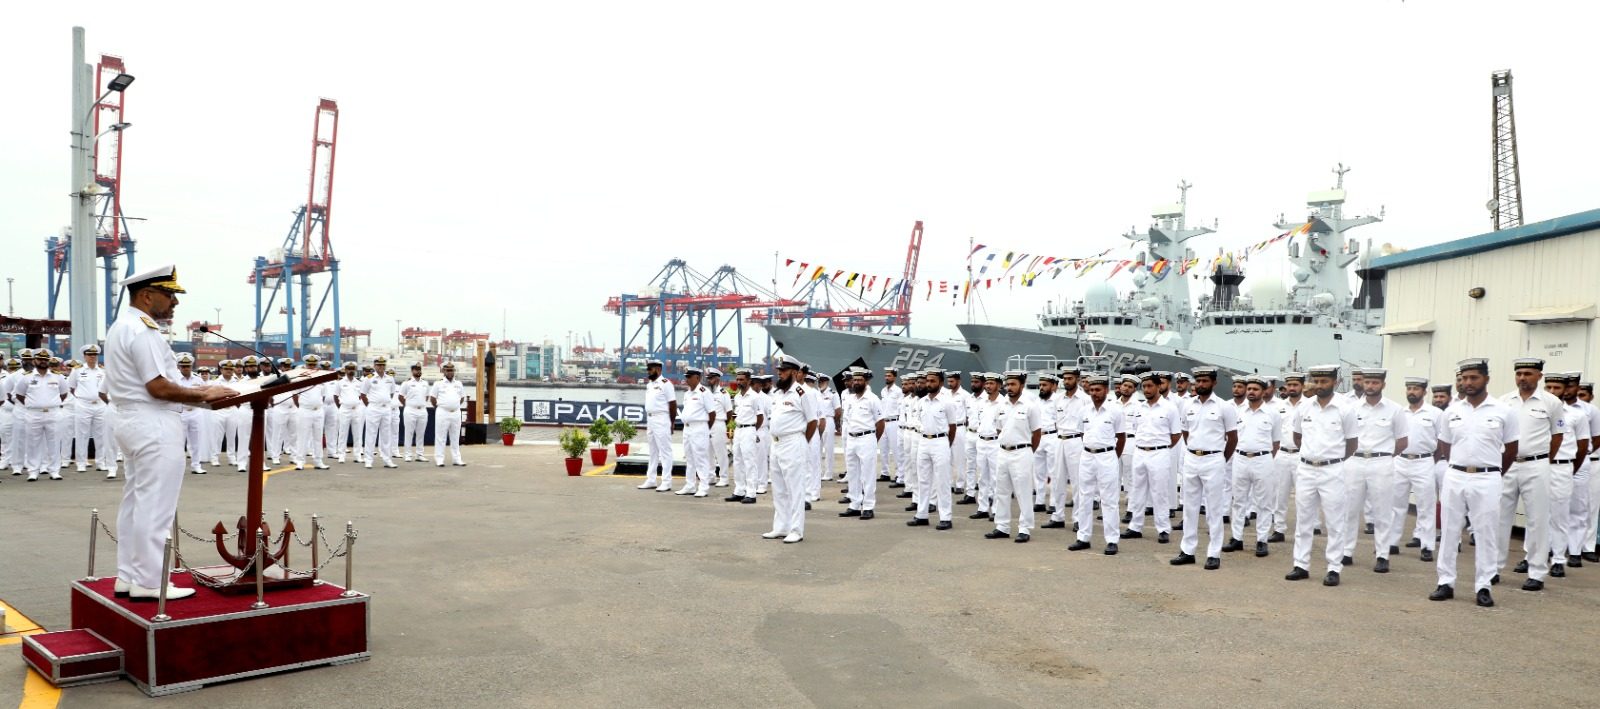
[1132, 396, 1182, 447]
[175, 372, 204, 412]
[104, 306, 182, 409]
[768, 384, 817, 438]
[400, 377, 430, 409]
[15, 370, 68, 409]
[299, 381, 327, 411]
[1235, 400, 1281, 453]
[974, 393, 1003, 438]
[1181, 395, 1240, 451]
[1080, 399, 1127, 450]
[1402, 404, 1447, 455]
[819, 386, 841, 428]
[1291, 397, 1360, 461]
[680, 384, 711, 426]
[879, 384, 902, 420]
[753, 390, 772, 431]
[917, 391, 960, 438]
[1055, 388, 1090, 434]
[337, 377, 365, 408]
[1353, 397, 1410, 454]
[1501, 388, 1566, 458]
[66, 365, 108, 405]
[995, 395, 1042, 448]
[841, 390, 883, 436]
[710, 388, 731, 424]
[1274, 397, 1305, 450]
[1440, 397, 1519, 468]
[732, 389, 765, 428]
[644, 377, 675, 416]
[945, 387, 971, 427]
[362, 373, 398, 408]
[429, 378, 467, 411]
[1557, 402, 1590, 461]
[1580, 400, 1600, 457]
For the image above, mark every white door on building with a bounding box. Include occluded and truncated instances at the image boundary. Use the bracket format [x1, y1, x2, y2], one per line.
[1525, 320, 1591, 370]
[1386, 333, 1432, 379]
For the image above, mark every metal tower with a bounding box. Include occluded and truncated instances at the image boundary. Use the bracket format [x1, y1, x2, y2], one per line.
[746, 221, 925, 334]
[606, 261, 805, 376]
[1489, 69, 1523, 231]
[250, 99, 343, 364]
[45, 53, 139, 347]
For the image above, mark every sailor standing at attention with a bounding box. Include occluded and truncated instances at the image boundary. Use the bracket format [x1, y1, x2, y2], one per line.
[815, 372, 841, 486]
[1556, 374, 1597, 569]
[1342, 368, 1409, 573]
[967, 373, 1003, 522]
[674, 367, 715, 497]
[1031, 373, 1061, 515]
[1124, 372, 1181, 543]
[1224, 375, 1279, 558]
[271, 357, 300, 463]
[960, 374, 984, 502]
[332, 362, 363, 465]
[838, 368, 884, 520]
[16, 349, 69, 480]
[763, 355, 816, 543]
[1430, 358, 1518, 607]
[726, 368, 767, 504]
[174, 355, 210, 475]
[909, 369, 959, 530]
[943, 371, 972, 497]
[895, 374, 922, 501]
[1498, 357, 1565, 591]
[753, 374, 774, 493]
[1268, 373, 1307, 543]
[67, 344, 113, 476]
[1389, 376, 1446, 562]
[0, 354, 21, 475]
[707, 370, 732, 486]
[1170, 367, 1239, 570]
[1069, 374, 1127, 554]
[877, 368, 902, 483]
[398, 363, 431, 462]
[292, 354, 331, 471]
[639, 360, 678, 491]
[1043, 367, 1090, 531]
[1285, 364, 1359, 587]
[106, 265, 237, 600]
[360, 356, 400, 469]
[985, 371, 1043, 543]
[428, 362, 468, 466]
[1544, 372, 1589, 578]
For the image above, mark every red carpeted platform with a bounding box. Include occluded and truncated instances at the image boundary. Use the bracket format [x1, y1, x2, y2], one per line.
[69, 574, 369, 696]
[22, 629, 123, 687]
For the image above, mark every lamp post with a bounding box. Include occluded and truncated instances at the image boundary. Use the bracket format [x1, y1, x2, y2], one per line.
[69, 26, 134, 351]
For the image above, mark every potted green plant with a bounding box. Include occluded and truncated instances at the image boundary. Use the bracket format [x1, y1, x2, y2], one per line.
[612, 419, 637, 456]
[559, 428, 589, 476]
[499, 416, 522, 446]
[587, 417, 614, 466]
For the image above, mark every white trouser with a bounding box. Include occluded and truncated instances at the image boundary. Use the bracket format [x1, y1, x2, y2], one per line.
[1438, 467, 1501, 592]
[228, 406, 250, 464]
[1033, 434, 1058, 505]
[336, 406, 362, 460]
[179, 410, 206, 471]
[1292, 461, 1349, 573]
[819, 425, 835, 482]
[878, 422, 899, 480]
[402, 407, 429, 458]
[711, 419, 729, 481]
[1389, 456, 1438, 552]
[208, 410, 227, 461]
[364, 405, 397, 464]
[682, 423, 712, 493]
[0, 405, 12, 469]
[1126, 445, 1173, 533]
[963, 427, 979, 490]
[8, 405, 27, 472]
[993, 447, 1035, 534]
[1498, 460, 1551, 581]
[101, 408, 120, 464]
[949, 427, 967, 491]
[1050, 435, 1083, 523]
[1181, 451, 1227, 557]
[1271, 451, 1299, 535]
[915, 435, 953, 522]
[756, 426, 770, 488]
[974, 440, 999, 513]
[769, 433, 809, 536]
[1344, 456, 1397, 560]
[24, 408, 60, 473]
[294, 407, 326, 467]
[386, 405, 400, 456]
[1076, 449, 1121, 544]
[1548, 459, 1577, 562]
[1566, 459, 1594, 556]
[266, 408, 287, 459]
[1120, 452, 1134, 506]
[57, 404, 74, 463]
[73, 401, 109, 468]
[844, 432, 879, 511]
[434, 408, 463, 464]
[1230, 453, 1274, 543]
[898, 427, 917, 486]
[113, 406, 185, 589]
[323, 407, 338, 455]
[644, 413, 672, 486]
[732, 426, 760, 496]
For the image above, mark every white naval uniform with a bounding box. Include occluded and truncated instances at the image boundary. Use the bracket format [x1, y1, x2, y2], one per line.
[57, 386, 76, 467]
[992, 394, 1042, 535]
[66, 365, 110, 470]
[362, 372, 400, 467]
[1127, 395, 1180, 534]
[1290, 397, 1359, 574]
[1076, 398, 1127, 544]
[1231, 400, 1280, 544]
[642, 376, 676, 489]
[840, 388, 883, 512]
[1030, 392, 1057, 507]
[678, 383, 714, 495]
[322, 381, 339, 458]
[399, 376, 431, 461]
[1345, 397, 1409, 562]
[1180, 395, 1239, 559]
[817, 384, 840, 484]
[755, 388, 771, 491]
[1498, 388, 1566, 582]
[901, 395, 922, 503]
[878, 383, 902, 481]
[1049, 388, 1090, 524]
[1567, 399, 1599, 558]
[710, 387, 731, 484]
[176, 372, 208, 473]
[730, 388, 768, 497]
[963, 388, 983, 494]
[804, 386, 827, 501]
[0, 370, 15, 471]
[429, 377, 467, 465]
[1390, 404, 1446, 553]
[106, 306, 189, 589]
[945, 386, 970, 493]
[268, 381, 296, 463]
[1437, 397, 1518, 592]
[293, 381, 329, 468]
[15, 369, 68, 476]
[335, 375, 365, 463]
[1269, 396, 1305, 537]
[767, 383, 816, 537]
[971, 392, 1002, 514]
[205, 379, 226, 464]
[914, 391, 960, 523]
[1549, 400, 1590, 561]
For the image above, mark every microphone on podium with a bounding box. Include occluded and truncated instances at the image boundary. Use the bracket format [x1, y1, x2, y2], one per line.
[197, 325, 291, 388]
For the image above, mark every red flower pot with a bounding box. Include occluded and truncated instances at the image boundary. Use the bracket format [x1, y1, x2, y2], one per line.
[564, 457, 583, 476]
[502, 433, 516, 446]
[615, 442, 631, 456]
[589, 448, 608, 466]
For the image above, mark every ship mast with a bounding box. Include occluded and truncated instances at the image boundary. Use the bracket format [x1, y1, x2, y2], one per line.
[1274, 163, 1383, 314]
[1122, 180, 1212, 332]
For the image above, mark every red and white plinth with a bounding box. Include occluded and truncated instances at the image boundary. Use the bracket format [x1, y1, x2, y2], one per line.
[67, 573, 370, 696]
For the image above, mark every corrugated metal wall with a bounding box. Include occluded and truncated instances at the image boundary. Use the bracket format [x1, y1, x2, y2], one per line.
[1382, 227, 1600, 386]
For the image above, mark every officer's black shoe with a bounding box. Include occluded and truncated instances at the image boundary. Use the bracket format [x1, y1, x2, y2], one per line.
[1322, 571, 1340, 587]
[1268, 531, 1286, 543]
[1121, 529, 1143, 539]
[1067, 540, 1091, 552]
[1388, 545, 1400, 555]
[1469, 533, 1476, 546]
[861, 510, 875, 520]
[1169, 553, 1196, 566]
[1312, 528, 1322, 536]
[1222, 516, 1230, 525]
[957, 495, 977, 505]
[1071, 522, 1078, 532]
[839, 509, 861, 518]
[1568, 555, 1583, 568]
[804, 502, 811, 511]
[1476, 589, 1495, 607]
[1374, 558, 1390, 574]
[1585, 551, 1600, 563]
[878, 474, 891, 482]
[1120, 511, 1133, 524]
[1045, 506, 1056, 515]
[935, 520, 952, 531]
[1285, 567, 1310, 581]
[1065, 499, 1074, 507]
[1041, 520, 1066, 529]
[1247, 512, 1256, 521]
[741, 496, 758, 504]
[896, 491, 913, 499]
[1514, 559, 1529, 574]
[838, 497, 851, 504]
[1104, 542, 1118, 555]
[1158, 532, 1170, 544]
[905, 503, 918, 512]
[888, 481, 906, 488]
[1092, 501, 1101, 511]
[1203, 557, 1220, 570]
[1522, 578, 1544, 592]
[1199, 505, 1207, 516]
[724, 495, 743, 502]
[1551, 563, 1566, 578]
[1171, 522, 1183, 531]
[1341, 555, 1354, 567]
[1033, 503, 1047, 513]
[1490, 574, 1501, 585]
[906, 517, 929, 527]
[1255, 542, 1269, 557]
[1015, 533, 1030, 544]
[1419, 548, 1434, 562]
[984, 529, 1011, 539]
[1406, 538, 1422, 548]
[1428, 584, 1454, 601]
[1222, 539, 1244, 553]
[1365, 522, 1375, 535]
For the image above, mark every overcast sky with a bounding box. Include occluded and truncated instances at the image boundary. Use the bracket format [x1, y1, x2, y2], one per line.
[5, 1, 1597, 355]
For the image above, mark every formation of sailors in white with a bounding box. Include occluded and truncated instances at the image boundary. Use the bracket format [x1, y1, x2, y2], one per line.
[636, 354, 1599, 608]
[0, 349, 470, 479]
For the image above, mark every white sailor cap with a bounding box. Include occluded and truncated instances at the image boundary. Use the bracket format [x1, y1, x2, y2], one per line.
[1363, 368, 1388, 380]
[1120, 374, 1140, 385]
[1580, 381, 1594, 391]
[1058, 365, 1080, 376]
[120, 264, 186, 293]
[371, 356, 387, 365]
[705, 369, 722, 379]
[1512, 357, 1545, 371]
[773, 354, 800, 370]
[753, 373, 772, 381]
[304, 354, 321, 365]
[803, 372, 817, 382]
[1037, 372, 1059, 383]
[846, 367, 869, 378]
[734, 367, 754, 376]
[221, 360, 237, 368]
[1138, 371, 1160, 382]
[1082, 374, 1110, 385]
[883, 366, 898, 374]
[1549, 371, 1579, 384]
[922, 368, 945, 378]
[1191, 366, 1219, 379]
[684, 366, 703, 376]
[1242, 374, 1268, 386]
[1307, 364, 1341, 377]
[242, 355, 259, 365]
[1431, 383, 1452, 393]
[1282, 371, 1305, 383]
[441, 361, 456, 370]
[277, 357, 294, 367]
[1349, 368, 1368, 377]
[176, 353, 195, 365]
[16, 348, 32, 357]
[645, 359, 664, 368]
[944, 371, 963, 379]
[1175, 372, 1192, 382]
[1002, 370, 1028, 381]
[1404, 376, 1428, 387]
[1456, 358, 1489, 375]
[31, 348, 52, 358]
[81, 344, 100, 355]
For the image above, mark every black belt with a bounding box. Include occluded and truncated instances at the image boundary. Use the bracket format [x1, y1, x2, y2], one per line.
[979, 435, 998, 441]
[1058, 432, 1082, 439]
[1398, 453, 1431, 460]
[1302, 458, 1344, 467]
[849, 430, 874, 437]
[884, 416, 899, 421]
[1138, 444, 1171, 451]
[737, 424, 757, 428]
[1516, 454, 1549, 462]
[1554, 458, 1575, 465]
[923, 433, 946, 439]
[1041, 429, 1057, 435]
[1238, 450, 1271, 458]
[1001, 443, 1030, 451]
[1352, 452, 1393, 458]
[1189, 449, 1220, 456]
[1084, 446, 1115, 454]
[1451, 464, 1501, 474]
[1280, 447, 1299, 454]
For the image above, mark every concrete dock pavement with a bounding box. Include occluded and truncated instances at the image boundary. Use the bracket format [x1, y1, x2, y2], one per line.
[3, 444, 1600, 707]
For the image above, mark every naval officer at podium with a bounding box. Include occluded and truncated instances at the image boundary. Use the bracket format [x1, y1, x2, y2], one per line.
[106, 266, 237, 601]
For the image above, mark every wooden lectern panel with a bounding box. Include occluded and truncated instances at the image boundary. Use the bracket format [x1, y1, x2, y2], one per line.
[201, 368, 342, 410]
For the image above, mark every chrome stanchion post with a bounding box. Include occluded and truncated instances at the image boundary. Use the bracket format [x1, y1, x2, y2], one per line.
[153, 537, 173, 622]
[170, 516, 183, 572]
[251, 529, 269, 610]
[86, 508, 99, 581]
[310, 514, 323, 585]
[340, 521, 358, 598]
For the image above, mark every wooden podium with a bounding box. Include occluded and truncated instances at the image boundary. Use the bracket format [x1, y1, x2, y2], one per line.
[190, 367, 341, 592]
